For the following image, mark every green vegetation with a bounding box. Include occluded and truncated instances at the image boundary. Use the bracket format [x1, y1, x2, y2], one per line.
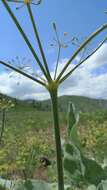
[39, 95, 107, 112]
[0, 95, 107, 190]
[1, 93, 107, 112]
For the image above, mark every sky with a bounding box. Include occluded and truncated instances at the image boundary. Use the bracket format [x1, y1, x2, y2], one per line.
[0, 0, 107, 100]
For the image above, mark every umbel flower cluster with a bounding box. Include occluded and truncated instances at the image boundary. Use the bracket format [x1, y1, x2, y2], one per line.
[24, 0, 42, 4]
[7, 0, 42, 5]
[7, 0, 42, 9]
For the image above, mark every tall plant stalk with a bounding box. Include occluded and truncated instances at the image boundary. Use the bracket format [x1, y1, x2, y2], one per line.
[0, 1, 107, 189]
[49, 85, 64, 190]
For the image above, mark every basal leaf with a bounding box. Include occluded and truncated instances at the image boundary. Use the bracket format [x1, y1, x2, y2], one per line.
[82, 157, 107, 186]
[87, 185, 97, 190]
[100, 180, 107, 190]
[64, 142, 85, 185]
[67, 102, 80, 147]
[14, 180, 51, 190]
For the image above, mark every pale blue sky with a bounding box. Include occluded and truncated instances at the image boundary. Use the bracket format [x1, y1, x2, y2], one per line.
[0, 0, 107, 100]
[0, 0, 107, 68]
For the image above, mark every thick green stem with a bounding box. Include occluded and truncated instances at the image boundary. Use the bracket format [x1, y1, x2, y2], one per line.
[50, 89, 64, 190]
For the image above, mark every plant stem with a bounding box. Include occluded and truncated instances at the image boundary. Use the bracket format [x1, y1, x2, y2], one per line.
[50, 89, 64, 190]
[59, 37, 107, 84]
[27, 4, 52, 82]
[1, 0, 49, 81]
[56, 24, 107, 82]
[0, 109, 6, 144]
[54, 45, 61, 80]
[0, 61, 46, 87]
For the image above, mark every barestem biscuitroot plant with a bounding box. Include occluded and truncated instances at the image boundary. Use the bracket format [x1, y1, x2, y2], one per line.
[0, 98, 14, 144]
[0, 1, 107, 190]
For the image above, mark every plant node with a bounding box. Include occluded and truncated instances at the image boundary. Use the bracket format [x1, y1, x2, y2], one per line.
[46, 81, 59, 92]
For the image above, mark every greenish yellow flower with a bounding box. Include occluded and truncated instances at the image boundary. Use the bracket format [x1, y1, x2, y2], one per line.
[0, 97, 15, 110]
[24, 0, 32, 4]
[7, 0, 42, 9]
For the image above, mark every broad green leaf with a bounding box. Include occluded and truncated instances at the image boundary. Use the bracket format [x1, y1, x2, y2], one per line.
[64, 103, 85, 185]
[67, 102, 80, 147]
[13, 180, 51, 190]
[13, 180, 69, 190]
[101, 180, 107, 190]
[64, 141, 107, 187]
[0, 178, 70, 190]
[82, 157, 107, 186]
[64, 103, 107, 188]
[64, 157, 83, 184]
[0, 178, 13, 190]
[87, 185, 96, 190]
[67, 102, 76, 135]
[65, 142, 85, 175]
[64, 142, 85, 185]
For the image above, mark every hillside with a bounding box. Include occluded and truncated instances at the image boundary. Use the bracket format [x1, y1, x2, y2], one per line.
[37, 95, 107, 112]
[0, 93, 107, 112]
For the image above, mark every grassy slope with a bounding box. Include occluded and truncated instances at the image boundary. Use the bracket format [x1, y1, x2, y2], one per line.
[1, 92, 107, 112]
[40, 95, 107, 112]
[0, 93, 107, 181]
